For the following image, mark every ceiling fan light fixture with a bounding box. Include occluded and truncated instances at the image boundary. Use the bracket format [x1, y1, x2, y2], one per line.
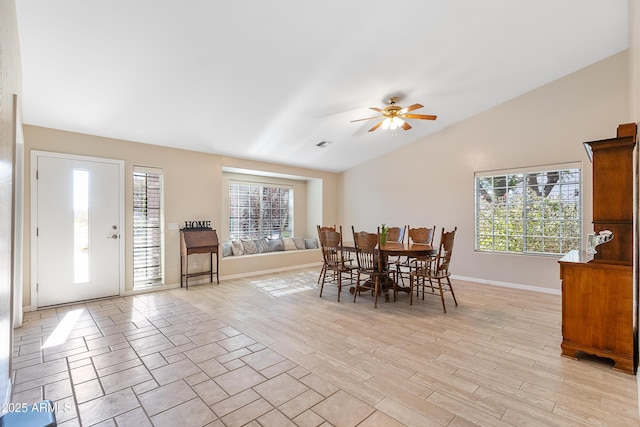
[352, 96, 436, 133]
[382, 117, 404, 130]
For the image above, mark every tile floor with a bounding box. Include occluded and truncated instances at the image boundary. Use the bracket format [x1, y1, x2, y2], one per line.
[9, 268, 640, 426]
[12, 271, 389, 426]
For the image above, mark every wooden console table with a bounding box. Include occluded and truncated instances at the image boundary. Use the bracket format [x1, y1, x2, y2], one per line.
[180, 228, 219, 290]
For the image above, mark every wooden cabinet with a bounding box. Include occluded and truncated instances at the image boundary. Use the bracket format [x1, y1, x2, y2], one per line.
[559, 251, 634, 373]
[586, 130, 635, 264]
[559, 123, 637, 374]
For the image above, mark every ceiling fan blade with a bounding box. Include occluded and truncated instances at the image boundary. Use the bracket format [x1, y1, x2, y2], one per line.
[399, 103, 424, 114]
[369, 107, 383, 112]
[403, 113, 437, 120]
[368, 120, 384, 132]
[350, 115, 383, 123]
[401, 121, 412, 130]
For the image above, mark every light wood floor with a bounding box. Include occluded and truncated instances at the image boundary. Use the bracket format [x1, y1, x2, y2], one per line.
[12, 267, 640, 426]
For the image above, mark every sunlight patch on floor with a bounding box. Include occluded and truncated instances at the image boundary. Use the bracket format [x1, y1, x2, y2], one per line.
[42, 308, 84, 349]
[247, 272, 317, 297]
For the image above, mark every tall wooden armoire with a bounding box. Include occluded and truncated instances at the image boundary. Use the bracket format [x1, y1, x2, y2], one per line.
[558, 123, 637, 374]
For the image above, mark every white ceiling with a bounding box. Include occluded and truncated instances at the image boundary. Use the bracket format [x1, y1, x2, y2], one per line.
[15, 0, 629, 173]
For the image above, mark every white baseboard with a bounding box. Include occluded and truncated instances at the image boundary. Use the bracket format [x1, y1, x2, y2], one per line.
[451, 274, 561, 295]
[22, 305, 36, 313]
[20, 263, 324, 313]
[124, 282, 183, 296]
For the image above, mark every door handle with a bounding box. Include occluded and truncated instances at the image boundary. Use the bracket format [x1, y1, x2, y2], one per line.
[107, 234, 119, 239]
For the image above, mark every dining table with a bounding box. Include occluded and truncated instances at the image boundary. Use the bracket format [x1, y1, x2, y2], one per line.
[342, 241, 436, 301]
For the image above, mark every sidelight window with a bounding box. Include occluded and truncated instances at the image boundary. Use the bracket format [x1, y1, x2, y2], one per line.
[133, 167, 164, 286]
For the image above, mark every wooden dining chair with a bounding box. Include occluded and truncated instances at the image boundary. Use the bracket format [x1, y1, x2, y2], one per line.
[351, 226, 394, 308]
[318, 226, 355, 302]
[317, 224, 336, 283]
[386, 226, 406, 243]
[385, 226, 406, 283]
[409, 227, 458, 312]
[408, 226, 435, 246]
[396, 225, 435, 284]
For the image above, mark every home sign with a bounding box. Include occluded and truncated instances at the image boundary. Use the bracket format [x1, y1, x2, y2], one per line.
[183, 220, 212, 230]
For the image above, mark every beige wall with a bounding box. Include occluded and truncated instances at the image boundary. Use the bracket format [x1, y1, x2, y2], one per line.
[23, 126, 340, 307]
[341, 51, 629, 291]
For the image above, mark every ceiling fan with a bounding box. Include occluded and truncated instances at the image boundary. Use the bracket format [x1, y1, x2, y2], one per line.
[351, 96, 437, 132]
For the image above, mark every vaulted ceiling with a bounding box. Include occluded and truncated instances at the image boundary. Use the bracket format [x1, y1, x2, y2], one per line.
[15, 1, 629, 172]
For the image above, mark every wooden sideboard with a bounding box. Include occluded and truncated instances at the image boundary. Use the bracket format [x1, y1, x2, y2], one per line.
[559, 251, 634, 373]
[180, 228, 219, 290]
[559, 123, 637, 374]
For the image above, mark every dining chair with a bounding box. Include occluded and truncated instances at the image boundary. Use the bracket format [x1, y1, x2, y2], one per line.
[317, 224, 336, 283]
[385, 226, 406, 283]
[352, 226, 395, 308]
[396, 225, 435, 284]
[409, 227, 458, 312]
[318, 226, 355, 302]
[386, 226, 406, 244]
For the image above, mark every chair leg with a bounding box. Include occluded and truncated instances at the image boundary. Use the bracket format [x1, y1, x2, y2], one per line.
[409, 274, 414, 305]
[319, 268, 326, 298]
[374, 277, 379, 309]
[447, 276, 458, 306]
[437, 278, 446, 313]
[353, 272, 360, 303]
[392, 273, 397, 302]
[318, 265, 326, 284]
[337, 272, 342, 302]
[400, 261, 408, 286]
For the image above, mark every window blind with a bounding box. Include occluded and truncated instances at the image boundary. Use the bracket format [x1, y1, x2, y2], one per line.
[133, 167, 164, 286]
[229, 181, 293, 240]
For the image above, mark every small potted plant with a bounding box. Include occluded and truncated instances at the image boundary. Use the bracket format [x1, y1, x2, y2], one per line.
[380, 223, 388, 245]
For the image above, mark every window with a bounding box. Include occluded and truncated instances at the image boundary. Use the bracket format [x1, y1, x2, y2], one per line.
[475, 166, 581, 255]
[133, 167, 164, 286]
[229, 182, 293, 240]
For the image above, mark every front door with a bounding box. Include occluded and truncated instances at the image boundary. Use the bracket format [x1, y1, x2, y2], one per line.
[33, 153, 123, 307]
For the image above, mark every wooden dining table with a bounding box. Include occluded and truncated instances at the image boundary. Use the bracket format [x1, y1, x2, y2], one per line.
[342, 241, 436, 301]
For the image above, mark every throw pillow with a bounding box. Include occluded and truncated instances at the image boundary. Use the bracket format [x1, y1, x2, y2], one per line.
[283, 237, 297, 251]
[241, 239, 259, 255]
[268, 238, 285, 252]
[254, 238, 270, 253]
[304, 238, 318, 249]
[293, 237, 306, 250]
[221, 241, 233, 257]
[231, 240, 245, 256]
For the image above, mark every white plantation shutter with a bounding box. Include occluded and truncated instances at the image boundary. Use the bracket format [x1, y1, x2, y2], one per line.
[133, 167, 164, 286]
[229, 181, 293, 239]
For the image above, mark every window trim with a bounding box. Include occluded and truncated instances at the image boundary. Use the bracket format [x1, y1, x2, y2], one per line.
[474, 162, 582, 256]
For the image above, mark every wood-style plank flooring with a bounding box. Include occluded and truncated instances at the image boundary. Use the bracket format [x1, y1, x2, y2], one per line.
[11, 268, 640, 426]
